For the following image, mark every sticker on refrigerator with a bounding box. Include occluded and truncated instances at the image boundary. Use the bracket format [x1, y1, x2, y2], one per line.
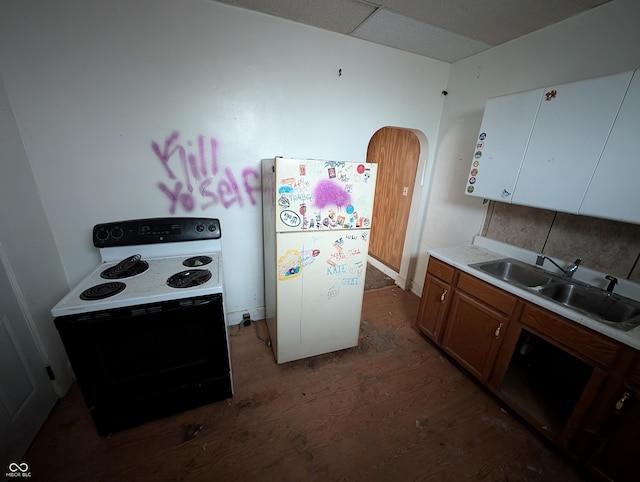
[280, 210, 301, 227]
[299, 164, 306, 175]
[544, 89, 557, 101]
[474, 151, 482, 159]
[479, 133, 486, 140]
[278, 195, 290, 208]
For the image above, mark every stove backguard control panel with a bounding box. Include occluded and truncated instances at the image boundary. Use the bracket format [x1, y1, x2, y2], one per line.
[93, 217, 221, 247]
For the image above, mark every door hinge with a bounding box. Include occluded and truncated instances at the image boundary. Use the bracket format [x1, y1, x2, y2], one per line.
[45, 365, 56, 380]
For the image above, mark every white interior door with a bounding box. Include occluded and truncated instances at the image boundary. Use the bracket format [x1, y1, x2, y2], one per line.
[0, 243, 58, 468]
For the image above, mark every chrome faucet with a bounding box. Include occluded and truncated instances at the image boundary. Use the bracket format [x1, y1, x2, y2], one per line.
[536, 255, 582, 278]
[605, 275, 618, 294]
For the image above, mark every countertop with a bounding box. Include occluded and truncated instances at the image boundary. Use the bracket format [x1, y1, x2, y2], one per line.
[428, 238, 640, 352]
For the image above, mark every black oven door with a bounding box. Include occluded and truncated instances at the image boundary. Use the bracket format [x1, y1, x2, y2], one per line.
[55, 294, 232, 435]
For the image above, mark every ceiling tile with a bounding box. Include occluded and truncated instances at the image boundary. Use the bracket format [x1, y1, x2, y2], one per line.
[381, 0, 611, 45]
[353, 9, 490, 62]
[213, 0, 612, 62]
[219, 0, 376, 34]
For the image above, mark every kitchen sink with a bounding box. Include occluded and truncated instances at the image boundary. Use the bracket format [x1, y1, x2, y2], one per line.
[538, 283, 640, 329]
[471, 258, 557, 288]
[470, 258, 640, 331]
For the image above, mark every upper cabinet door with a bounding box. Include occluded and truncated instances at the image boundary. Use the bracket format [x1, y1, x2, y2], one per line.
[579, 70, 640, 224]
[511, 71, 633, 213]
[464, 89, 543, 202]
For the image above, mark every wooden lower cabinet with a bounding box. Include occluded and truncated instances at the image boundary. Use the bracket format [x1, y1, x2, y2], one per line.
[441, 272, 517, 383]
[587, 357, 640, 482]
[442, 289, 510, 383]
[415, 258, 454, 343]
[416, 274, 450, 342]
[489, 309, 611, 449]
[416, 257, 639, 479]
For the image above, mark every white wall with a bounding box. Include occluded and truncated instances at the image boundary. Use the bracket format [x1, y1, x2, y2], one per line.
[6, 0, 637, 367]
[0, 0, 449, 324]
[416, 0, 640, 290]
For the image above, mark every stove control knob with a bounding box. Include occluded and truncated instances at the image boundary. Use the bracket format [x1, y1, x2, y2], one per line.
[208, 224, 217, 232]
[196, 224, 205, 232]
[96, 228, 109, 241]
[111, 227, 124, 239]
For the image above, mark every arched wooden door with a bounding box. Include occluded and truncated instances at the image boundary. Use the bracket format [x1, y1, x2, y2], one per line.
[367, 127, 420, 272]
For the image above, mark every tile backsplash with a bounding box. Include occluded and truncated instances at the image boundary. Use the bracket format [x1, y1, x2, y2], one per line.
[481, 201, 640, 282]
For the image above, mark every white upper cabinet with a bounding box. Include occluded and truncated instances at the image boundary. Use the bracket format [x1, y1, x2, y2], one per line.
[579, 71, 640, 224]
[465, 69, 638, 223]
[464, 89, 542, 201]
[511, 70, 633, 212]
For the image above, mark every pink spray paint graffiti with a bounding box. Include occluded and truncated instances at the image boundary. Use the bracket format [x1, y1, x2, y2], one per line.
[152, 131, 261, 213]
[313, 180, 351, 208]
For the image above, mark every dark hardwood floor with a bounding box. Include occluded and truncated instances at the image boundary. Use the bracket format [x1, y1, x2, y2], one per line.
[24, 287, 588, 481]
[364, 263, 395, 290]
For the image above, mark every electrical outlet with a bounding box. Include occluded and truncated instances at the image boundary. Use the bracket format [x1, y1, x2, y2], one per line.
[242, 313, 251, 326]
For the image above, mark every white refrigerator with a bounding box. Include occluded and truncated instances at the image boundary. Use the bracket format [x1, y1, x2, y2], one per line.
[262, 157, 378, 363]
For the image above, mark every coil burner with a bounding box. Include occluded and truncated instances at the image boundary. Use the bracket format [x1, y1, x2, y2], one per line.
[101, 254, 149, 279]
[79, 282, 126, 300]
[167, 269, 212, 288]
[183, 255, 212, 267]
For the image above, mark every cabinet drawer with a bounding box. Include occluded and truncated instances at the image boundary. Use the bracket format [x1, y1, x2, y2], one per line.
[456, 272, 516, 316]
[520, 304, 621, 368]
[427, 257, 455, 284]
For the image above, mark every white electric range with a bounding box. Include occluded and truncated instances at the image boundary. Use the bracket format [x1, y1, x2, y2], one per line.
[52, 240, 224, 317]
[52, 217, 233, 435]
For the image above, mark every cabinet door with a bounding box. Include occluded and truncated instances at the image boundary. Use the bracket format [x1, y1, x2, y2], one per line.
[415, 273, 450, 342]
[589, 388, 640, 482]
[580, 70, 640, 224]
[464, 89, 542, 201]
[441, 290, 509, 383]
[511, 71, 633, 213]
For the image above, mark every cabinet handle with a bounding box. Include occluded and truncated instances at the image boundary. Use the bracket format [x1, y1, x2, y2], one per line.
[494, 322, 504, 338]
[440, 289, 448, 302]
[615, 392, 630, 413]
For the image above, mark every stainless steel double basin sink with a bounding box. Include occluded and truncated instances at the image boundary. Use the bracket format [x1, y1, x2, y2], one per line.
[469, 258, 640, 332]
